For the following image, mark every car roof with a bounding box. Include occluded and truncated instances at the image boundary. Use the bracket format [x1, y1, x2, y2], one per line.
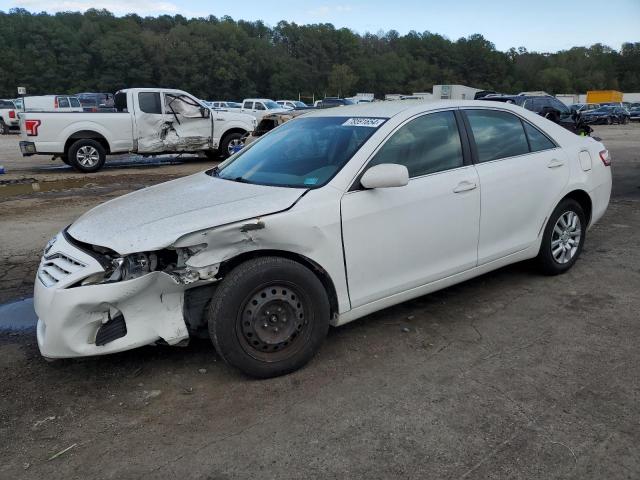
[302, 99, 536, 119]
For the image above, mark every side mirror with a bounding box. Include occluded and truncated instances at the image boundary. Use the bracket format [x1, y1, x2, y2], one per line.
[201, 107, 210, 118]
[360, 163, 409, 189]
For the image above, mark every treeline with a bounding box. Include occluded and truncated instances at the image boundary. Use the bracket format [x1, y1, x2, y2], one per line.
[1, 8, 639, 100]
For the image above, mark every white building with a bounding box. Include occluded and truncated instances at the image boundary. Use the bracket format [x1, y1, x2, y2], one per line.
[433, 84, 482, 100]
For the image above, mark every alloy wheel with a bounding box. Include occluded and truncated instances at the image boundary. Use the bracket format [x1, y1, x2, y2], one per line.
[227, 138, 243, 155]
[551, 211, 582, 264]
[76, 145, 100, 168]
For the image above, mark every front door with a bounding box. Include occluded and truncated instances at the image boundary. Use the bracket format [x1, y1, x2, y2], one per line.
[341, 110, 481, 308]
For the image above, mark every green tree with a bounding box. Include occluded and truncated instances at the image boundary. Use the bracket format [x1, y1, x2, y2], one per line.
[327, 64, 358, 97]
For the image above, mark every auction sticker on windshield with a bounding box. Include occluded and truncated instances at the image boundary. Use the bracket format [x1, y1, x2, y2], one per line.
[342, 118, 386, 128]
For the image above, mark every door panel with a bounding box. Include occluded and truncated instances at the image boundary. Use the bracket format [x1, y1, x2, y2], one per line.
[341, 166, 480, 308]
[135, 91, 167, 153]
[162, 93, 212, 152]
[475, 150, 569, 263]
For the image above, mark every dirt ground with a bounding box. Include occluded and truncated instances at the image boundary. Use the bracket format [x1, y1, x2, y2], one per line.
[0, 125, 639, 479]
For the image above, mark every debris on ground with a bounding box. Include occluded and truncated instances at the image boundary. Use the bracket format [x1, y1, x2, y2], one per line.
[48, 443, 77, 461]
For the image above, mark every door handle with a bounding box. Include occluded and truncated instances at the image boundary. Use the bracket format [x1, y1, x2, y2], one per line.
[547, 159, 564, 168]
[453, 181, 478, 193]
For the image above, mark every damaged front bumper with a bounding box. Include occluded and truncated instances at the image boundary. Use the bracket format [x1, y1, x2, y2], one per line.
[34, 232, 192, 359]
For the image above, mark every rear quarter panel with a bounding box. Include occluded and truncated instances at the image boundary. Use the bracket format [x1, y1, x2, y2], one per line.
[20, 112, 134, 153]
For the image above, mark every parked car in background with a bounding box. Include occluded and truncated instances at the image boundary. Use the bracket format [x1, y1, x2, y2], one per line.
[0, 99, 19, 134]
[628, 104, 640, 121]
[23, 95, 83, 112]
[19, 88, 256, 172]
[481, 94, 580, 132]
[209, 101, 242, 109]
[32, 100, 611, 378]
[317, 97, 356, 108]
[276, 100, 313, 110]
[75, 92, 115, 112]
[569, 103, 599, 114]
[241, 98, 289, 120]
[581, 105, 630, 125]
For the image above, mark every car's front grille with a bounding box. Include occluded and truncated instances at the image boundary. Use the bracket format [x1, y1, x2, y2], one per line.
[38, 253, 86, 287]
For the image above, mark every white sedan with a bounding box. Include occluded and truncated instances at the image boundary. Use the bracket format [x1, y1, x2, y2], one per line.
[34, 100, 612, 377]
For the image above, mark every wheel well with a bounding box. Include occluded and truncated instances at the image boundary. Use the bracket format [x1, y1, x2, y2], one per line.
[563, 190, 592, 226]
[64, 131, 110, 155]
[217, 250, 339, 318]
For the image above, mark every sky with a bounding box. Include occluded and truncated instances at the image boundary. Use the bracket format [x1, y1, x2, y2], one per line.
[1, 0, 639, 52]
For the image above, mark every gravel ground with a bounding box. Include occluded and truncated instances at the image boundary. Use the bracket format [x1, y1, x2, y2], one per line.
[0, 125, 638, 479]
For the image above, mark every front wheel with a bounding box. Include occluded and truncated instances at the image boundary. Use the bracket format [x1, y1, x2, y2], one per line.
[207, 257, 330, 378]
[535, 198, 586, 275]
[219, 132, 245, 159]
[68, 139, 106, 173]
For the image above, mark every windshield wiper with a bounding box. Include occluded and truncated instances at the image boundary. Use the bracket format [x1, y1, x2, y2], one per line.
[233, 176, 251, 183]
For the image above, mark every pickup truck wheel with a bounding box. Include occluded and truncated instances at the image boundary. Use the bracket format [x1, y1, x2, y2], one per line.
[0, 120, 7, 135]
[219, 132, 245, 158]
[207, 257, 330, 378]
[68, 139, 106, 173]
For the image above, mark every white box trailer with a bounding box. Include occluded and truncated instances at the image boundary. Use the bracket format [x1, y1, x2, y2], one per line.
[433, 85, 481, 100]
[556, 94, 579, 106]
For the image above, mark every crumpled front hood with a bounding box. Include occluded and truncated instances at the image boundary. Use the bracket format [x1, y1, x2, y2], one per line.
[68, 172, 306, 254]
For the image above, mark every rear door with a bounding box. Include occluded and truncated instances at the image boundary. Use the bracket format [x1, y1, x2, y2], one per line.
[463, 108, 570, 264]
[134, 91, 168, 153]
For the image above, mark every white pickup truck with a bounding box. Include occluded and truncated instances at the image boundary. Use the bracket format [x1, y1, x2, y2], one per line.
[0, 99, 19, 134]
[19, 88, 257, 172]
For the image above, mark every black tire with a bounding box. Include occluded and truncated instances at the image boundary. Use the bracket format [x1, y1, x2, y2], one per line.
[60, 155, 72, 166]
[68, 139, 106, 173]
[207, 256, 330, 378]
[219, 132, 245, 159]
[606, 116, 612, 125]
[204, 150, 218, 161]
[0, 119, 7, 135]
[536, 198, 586, 275]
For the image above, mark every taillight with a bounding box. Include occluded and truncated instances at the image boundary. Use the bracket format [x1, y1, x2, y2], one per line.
[599, 150, 611, 166]
[54, 97, 59, 108]
[25, 119, 41, 136]
[9, 110, 15, 119]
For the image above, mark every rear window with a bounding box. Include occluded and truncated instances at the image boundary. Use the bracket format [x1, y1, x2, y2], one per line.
[57, 97, 70, 108]
[138, 92, 162, 114]
[0, 100, 14, 109]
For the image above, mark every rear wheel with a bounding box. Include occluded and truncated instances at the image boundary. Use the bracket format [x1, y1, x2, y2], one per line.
[208, 257, 330, 378]
[0, 119, 7, 135]
[606, 116, 612, 125]
[68, 139, 106, 173]
[536, 198, 586, 275]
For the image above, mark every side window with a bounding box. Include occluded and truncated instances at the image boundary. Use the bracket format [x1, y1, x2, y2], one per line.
[69, 97, 81, 108]
[466, 110, 529, 162]
[243, 101, 253, 109]
[255, 102, 266, 111]
[138, 92, 162, 114]
[57, 97, 70, 108]
[114, 92, 128, 112]
[369, 111, 464, 178]
[523, 121, 556, 152]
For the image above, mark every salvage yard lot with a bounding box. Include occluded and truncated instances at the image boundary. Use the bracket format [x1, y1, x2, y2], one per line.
[1, 125, 639, 479]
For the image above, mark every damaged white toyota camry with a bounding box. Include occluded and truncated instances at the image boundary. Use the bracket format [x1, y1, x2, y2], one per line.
[35, 100, 612, 377]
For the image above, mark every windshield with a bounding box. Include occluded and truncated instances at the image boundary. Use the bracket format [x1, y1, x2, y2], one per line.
[214, 116, 386, 188]
[293, 101, 307, 107]
[264, 100, 282, 110]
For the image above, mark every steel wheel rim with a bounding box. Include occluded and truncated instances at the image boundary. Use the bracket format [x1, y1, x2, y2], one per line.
[551, 210, 581, 264]
[227, 138, 243, 155]
[76, 145, 100, 167]
[236, 282, 310, 362]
